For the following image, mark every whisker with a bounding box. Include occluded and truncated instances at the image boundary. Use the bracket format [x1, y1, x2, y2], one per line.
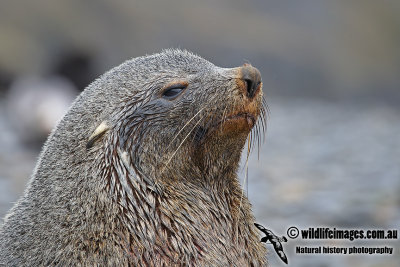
[239, 95, 269, 207]
[254, 123, 260, 159]
[165, 107, 205, 151]
[259, 114, 266, 142]
[259, 97, 268, 143]
[262, 96, 270, 117]
[216, 104, 229, 136]
[258, 123, 262, 159]
[162, 114, 206, 173]
[239, 132, 252, 210]
[254, 123, 259, 151]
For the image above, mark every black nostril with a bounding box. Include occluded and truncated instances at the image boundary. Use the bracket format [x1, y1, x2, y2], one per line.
[241, 66, 261, 98]
[244, 79, 254, 97]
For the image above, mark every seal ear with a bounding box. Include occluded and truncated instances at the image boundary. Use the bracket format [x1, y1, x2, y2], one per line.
[86, 121, 110, 149]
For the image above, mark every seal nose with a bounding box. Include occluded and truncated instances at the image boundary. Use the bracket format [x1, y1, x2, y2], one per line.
[240, 64, 262, 99]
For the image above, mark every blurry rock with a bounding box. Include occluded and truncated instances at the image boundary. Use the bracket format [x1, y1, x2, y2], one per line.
[0, 69, 14, 97]
[5, 76, 78, 146]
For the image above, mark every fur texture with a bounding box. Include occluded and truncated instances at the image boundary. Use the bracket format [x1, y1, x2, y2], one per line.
[0, 49, 267, 266]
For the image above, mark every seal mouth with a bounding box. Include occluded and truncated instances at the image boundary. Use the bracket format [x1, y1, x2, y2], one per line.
[215, 112, 257, 129]
[194, 111, 258, 143]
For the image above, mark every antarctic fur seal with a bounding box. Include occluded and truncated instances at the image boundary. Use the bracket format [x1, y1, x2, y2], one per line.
[0, 49, 267, 266]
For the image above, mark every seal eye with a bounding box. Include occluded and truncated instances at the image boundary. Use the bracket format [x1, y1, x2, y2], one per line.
[162, 84, 187, 100]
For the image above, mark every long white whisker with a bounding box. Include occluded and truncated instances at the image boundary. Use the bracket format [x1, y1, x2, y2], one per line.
[166, 107, 205, 150]
[162, 114, 205, 172]
[239, 132, 251, 210]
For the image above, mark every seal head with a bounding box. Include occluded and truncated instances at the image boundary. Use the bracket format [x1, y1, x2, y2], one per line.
[0, 49, 267, 266]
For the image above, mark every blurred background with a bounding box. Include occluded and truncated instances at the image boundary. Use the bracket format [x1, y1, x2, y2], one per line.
[0, 0, 399, 266]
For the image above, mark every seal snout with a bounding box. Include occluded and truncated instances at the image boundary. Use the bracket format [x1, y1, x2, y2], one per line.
[239, 64, 262, 99]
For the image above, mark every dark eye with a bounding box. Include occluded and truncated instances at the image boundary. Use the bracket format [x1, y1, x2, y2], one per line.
[162, 84, 187, 100]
